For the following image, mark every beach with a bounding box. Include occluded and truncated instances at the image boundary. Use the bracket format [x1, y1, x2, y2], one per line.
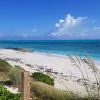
[0, 48, 100, 96]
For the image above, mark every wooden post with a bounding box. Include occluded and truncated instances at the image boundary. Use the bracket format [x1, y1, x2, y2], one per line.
[21, 71, 30, 100]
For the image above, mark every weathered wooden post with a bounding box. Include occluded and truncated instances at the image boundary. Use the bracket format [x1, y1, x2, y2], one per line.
[21, 71, 30, 100]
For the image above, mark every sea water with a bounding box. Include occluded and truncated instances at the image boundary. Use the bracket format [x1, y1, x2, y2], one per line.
[0, 40, 100, 60]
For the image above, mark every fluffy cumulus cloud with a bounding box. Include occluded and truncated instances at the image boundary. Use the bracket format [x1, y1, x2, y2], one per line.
[49, 14, 100, 39]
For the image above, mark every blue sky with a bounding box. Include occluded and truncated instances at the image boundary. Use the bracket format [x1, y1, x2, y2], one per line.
[0, 0, 100, 40]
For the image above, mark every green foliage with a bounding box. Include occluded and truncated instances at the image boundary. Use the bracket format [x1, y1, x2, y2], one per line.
[0, 84, 21, 100]
[0, 59, 12, 72]
[8, 66, 21, 87]
[32, 72, 54, 86]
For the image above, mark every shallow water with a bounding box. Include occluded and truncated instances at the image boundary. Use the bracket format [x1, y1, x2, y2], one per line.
[0, 40, 100, 60]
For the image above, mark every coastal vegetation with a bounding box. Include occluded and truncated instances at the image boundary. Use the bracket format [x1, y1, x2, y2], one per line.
[0, 58, 21, 87]
[0, 58, 12, 81]
[0, 58, 12, 72]
[0, 85, 21, 100]
[32, 72, 54, 86]
[68, 55, 100, 99]
[8, 65, 21, 87]
[30, 81, 80, 100]
[0, 59, 21, 100]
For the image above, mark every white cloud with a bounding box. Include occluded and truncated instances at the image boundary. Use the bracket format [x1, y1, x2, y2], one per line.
[32, 28, 37, 32]
[59, 19, 64, 23]
[21, 33, 28, 37]
[55, 23, 60, 27]
[55, 19, 64, 28]
[50, 14, 100, 39]
[91, 19, 96, 23]
[21, 33, 35, 37]
[21, 28, 38, 37]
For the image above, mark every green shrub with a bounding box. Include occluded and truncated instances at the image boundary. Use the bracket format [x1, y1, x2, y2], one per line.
[0, 59, 12, 72]
[32, 72, 54, 86]
[8, 66, 21, 87]
[0, 84, 21, 100]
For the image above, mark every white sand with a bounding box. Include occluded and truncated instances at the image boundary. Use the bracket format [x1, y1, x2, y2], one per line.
[0, 48, 100, 96]
[4, 86, 19, 94]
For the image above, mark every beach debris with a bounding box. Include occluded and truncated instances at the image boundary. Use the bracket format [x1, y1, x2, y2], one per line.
[45, 68, 53, 73]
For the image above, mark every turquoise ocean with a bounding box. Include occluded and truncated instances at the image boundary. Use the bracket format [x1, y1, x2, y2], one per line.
[0, 40, 100, 60]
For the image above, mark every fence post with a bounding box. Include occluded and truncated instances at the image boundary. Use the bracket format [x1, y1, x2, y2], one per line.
[21, 71, 30, 100]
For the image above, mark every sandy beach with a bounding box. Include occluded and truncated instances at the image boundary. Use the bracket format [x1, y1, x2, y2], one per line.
[0, 48, 100, 97]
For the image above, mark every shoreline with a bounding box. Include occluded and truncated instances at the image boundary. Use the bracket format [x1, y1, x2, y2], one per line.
[32, 51, 100, 64]
[6, 47, 100, 64]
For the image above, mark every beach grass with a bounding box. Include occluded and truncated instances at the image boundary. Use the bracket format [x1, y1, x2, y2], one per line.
[68, 55, 100, 99]
[0, 58, 12, 81]
[30, 80, 100, 100]
[30, 80, 81, 100]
